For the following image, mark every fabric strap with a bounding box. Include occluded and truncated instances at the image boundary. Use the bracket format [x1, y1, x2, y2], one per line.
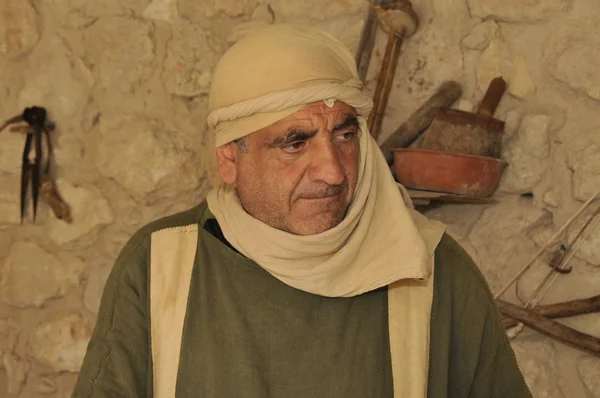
[150, 226, 199, 398]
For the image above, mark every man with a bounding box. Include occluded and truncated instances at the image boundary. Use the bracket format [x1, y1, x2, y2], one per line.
[73, 24, 531, 397]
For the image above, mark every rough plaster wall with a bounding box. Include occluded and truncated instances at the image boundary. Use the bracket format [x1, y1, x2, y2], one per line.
[0, 0, 599, 396]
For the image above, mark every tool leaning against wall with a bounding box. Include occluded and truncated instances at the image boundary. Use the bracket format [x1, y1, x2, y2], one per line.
[0, 106, 72, 224]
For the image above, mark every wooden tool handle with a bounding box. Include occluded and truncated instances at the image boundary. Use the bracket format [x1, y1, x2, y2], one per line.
[380, 80, 462, 164]
[477, 77, 507, 118]
[497, 299, 600, 358]
[501, 295, 600, 329]
[355, 0, 382, 81]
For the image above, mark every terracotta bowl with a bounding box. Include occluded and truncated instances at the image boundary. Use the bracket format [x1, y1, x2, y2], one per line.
[392, 148, 508, 198]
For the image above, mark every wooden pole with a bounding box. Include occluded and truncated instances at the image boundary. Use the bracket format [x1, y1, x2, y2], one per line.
[497, 299, 600, 358]
[501, 295, 600, 329]
[355, 1, 382, 82]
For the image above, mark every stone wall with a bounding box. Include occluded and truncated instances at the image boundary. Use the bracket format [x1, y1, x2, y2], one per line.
[0, 0, 599, 396]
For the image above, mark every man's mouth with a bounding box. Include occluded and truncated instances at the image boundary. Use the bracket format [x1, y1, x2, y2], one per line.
[300, 192, 341, 200]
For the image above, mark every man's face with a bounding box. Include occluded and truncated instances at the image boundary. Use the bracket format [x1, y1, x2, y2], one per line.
[216, 101, 360, 235]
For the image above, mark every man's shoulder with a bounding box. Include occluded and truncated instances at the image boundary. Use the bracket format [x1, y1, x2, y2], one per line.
[137, 201, 208, 237]
[433, 233, 495, 302]
[118, 201, 209, 261]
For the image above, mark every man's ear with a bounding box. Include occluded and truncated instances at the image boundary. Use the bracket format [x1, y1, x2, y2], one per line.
[215, 142, 238, 184]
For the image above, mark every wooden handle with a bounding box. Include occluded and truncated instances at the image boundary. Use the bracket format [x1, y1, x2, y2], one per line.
[497, 299, 600, 358]
[477, 77, 506, 118]
[501, 295, 600, 329]
[355, 0, 382, 81]
[380, 80, 462, 164]
[40, 175, 73, 223]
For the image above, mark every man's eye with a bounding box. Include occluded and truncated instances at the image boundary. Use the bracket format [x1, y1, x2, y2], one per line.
[336, 131, 357, 142]
[281, 141, 306, 153]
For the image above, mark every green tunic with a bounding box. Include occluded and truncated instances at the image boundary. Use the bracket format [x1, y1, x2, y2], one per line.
[73, 202, 532, 397]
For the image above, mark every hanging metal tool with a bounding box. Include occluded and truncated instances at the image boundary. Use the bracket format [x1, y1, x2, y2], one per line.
[0, 106, 71, 223]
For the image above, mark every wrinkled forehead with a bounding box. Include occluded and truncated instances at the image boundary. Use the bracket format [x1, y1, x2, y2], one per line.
[247, 100, 359, 138]
[291, 100, 358, 120]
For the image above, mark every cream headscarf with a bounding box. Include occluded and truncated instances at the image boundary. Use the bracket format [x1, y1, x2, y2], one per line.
[206, 24, 445, 298]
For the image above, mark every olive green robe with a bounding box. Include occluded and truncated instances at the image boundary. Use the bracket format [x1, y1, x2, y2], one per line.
[73, 202, 531, 398]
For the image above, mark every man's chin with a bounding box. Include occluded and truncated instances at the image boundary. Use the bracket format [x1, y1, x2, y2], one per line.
[288, 213, 346, 236]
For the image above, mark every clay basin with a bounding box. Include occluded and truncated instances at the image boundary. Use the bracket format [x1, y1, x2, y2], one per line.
[392, 148, 508, 198]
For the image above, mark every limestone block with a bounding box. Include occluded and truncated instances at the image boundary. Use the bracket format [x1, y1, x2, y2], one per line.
[18, 36, 91, 122]
[423, 204, 484, 240]
[0, 319, 19, 352]
[510, 340, 564, 398]
[85, 17, 156, 94]
[178, 0, 259, 21]
[577, 222, 600, 267]
[227, 21, 272, 45]
[578, 357, 600, 397]
[81, 99, 100, 133]
[205, 0, 259, 17]
[0, 131, 24, 175]
[500, 114, 551, 193]
[51, 136, 88, 183]
[162, 21, 217, 97]
[83, 265, 112, 314]
[0, 230, 11, 258]
[0, 0, 40, 59]
[0, 178, 20, 227]
[467, 0, 571, 22]
[45, 0, 77, 20]
[83, 0, 150, 18]
[461, 20, 498, 51]
[476, 38, 512, 94]
[1, 352, 29, 397]
[28, 314, 91, 373]
[0, 241, 85, 307]
[143, 0, 178, 22]
[565, 209, 600, 266]
[47, 179, 114, 245]
[269, 0, 367, 21]
[566, 128, 600, 201]
[251, 3, 275, 23]
[37, 377, 57, 394]
[313, 15, 365, 56]
[467, 197, 546, 290]
[542, 191, 560, 208]
[502, 109, 522, 141]
[544, 20, 600, 101]
[396, 29, 466, 99]
[62, 10, 97, 29]
[92, 114, 205, 205]
[508, 55, 535, 98]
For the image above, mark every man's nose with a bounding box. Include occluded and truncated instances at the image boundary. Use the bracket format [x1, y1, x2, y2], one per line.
[308, 141, 345, 186]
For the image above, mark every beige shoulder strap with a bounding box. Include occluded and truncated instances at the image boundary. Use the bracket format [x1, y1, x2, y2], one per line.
[388, 257, 435, 398]
[150, 225, 199, 398]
